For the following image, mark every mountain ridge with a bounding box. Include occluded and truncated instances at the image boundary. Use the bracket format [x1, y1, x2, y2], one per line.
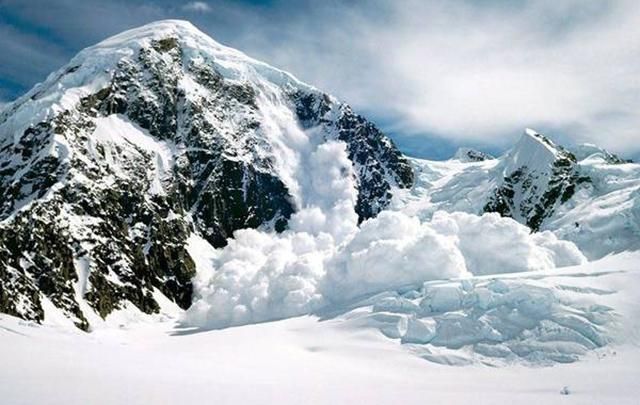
[396, 129, 640, 259]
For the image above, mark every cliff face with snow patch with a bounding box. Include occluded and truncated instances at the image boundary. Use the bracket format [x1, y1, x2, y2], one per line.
[0, 20, 413, 329]
[483, 129, 591, 231]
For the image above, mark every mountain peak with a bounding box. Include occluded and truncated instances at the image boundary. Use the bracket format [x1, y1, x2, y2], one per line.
[1, 19, 315, 142]
[485, 129, 584, 231]
[94, 19, 217, 49]
[522, 128, 558, 152]
[504, 128, 561, 174]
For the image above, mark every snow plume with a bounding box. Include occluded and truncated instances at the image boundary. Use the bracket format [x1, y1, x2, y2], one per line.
[289, 140, 359, 243]
[429, 212, 586, 276]
[323, 212, 467, 303]
[185, 143, 586, 329]
[186, 141, 358, 328]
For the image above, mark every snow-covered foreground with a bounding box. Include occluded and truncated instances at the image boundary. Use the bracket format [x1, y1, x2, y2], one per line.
[2, 253, 639, 404]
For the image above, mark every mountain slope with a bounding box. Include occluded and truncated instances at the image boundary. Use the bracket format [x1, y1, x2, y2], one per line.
[483, 129, 590, 231]
[0, 20, 413, 329]
[394, 129, 640, 259]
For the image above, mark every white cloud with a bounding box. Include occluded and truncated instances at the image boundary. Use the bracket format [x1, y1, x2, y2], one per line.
[227, 0, 640, 156]
[182, 2, 212, 14]
[2, 0, 638, 157]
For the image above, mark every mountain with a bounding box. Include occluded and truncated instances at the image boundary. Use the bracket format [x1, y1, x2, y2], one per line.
[483, 128, 590, 231]
[396, 129, 640, 259]
[1, 20, 636, 332]
[0, 20, 413, 330]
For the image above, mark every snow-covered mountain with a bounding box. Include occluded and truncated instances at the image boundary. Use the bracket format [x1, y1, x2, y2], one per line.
[0, 20, 413, 329]
[2, 18, 639, 405]
[395, 128, 640, 259]
[0, 20, 637, 360]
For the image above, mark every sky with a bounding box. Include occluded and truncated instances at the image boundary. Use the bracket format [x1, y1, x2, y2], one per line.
[0, 0, 638, 160]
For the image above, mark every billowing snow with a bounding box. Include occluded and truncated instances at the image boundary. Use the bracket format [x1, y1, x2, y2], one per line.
[186, 209, 585, 329]
[184, 140, 586, 329]
[185, 140, 358, 328]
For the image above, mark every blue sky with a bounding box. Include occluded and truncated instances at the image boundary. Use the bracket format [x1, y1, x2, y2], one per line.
[0, 0, 638, 160]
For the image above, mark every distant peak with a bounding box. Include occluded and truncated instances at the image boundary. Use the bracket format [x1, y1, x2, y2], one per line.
[572, 143, 630, 164]
[504, 129, 563, 173]
[141, 19, 198, 29]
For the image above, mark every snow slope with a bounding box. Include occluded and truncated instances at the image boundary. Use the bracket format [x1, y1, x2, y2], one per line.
[393, 132, 640, 259]
[547, 159, 640, 258]
[1, 252, 639, 404]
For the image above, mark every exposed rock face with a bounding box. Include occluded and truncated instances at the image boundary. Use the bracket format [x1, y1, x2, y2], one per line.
[0, 20, 413, 329]
[483, 129, 590, 231]
[452, 147, 494, 163]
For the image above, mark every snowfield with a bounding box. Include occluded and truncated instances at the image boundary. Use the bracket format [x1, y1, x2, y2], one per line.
[1, 252, 640, 404]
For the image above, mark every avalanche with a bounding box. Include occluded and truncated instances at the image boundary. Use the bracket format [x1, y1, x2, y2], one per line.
[0, 19, 413, 326]
[184, 141, 585, 330]
[1, 19, 639, 405]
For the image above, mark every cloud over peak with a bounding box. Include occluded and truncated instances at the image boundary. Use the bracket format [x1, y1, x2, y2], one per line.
[182, 2, 212, 14]
[1, 0, 638, 158]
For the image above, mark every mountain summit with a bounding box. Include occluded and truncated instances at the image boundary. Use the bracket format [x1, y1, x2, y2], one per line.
[0, 20, 413, 329]
[484, 128, 588, 231]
